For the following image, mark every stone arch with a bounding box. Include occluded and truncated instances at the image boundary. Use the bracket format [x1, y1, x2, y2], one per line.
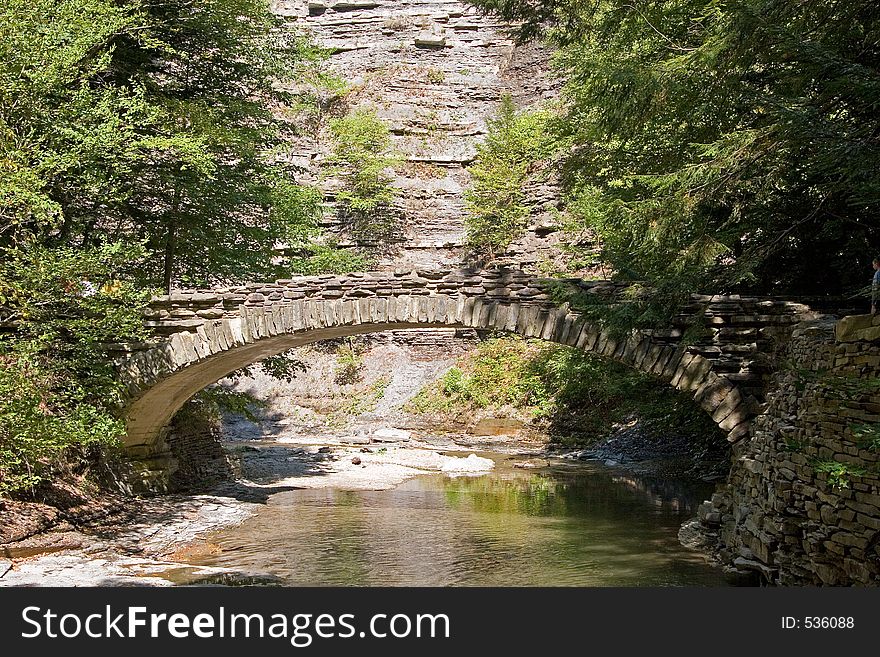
[117, 285, 761, 475]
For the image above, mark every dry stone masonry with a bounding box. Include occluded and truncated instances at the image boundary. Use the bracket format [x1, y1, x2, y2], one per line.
[698, 314, 880, 585]
[103, 3, 880, 582]
[113, 271, 880, 586]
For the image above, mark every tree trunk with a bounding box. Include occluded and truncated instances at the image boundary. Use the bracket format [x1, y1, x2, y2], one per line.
[163, 219, 176, 296]
[163, 180, 182, 295]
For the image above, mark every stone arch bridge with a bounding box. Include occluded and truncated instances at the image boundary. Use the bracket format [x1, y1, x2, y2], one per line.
[115, 268, 819, 484]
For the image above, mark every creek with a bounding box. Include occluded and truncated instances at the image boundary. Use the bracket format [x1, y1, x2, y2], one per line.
[176, 452, 728, 586]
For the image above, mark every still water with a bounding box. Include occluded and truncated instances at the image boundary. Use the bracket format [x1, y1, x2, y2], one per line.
[181, 458, 729, 586]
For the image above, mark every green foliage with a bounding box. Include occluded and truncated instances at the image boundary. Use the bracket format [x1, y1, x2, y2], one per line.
[465, 95, 557, 256]
[371, 377, 390, 402]
[0, 242, 149, 494]
[426, 68, 446, 84]
[192, 386, 267, 424]
[469, 0, 880, 300]
[121, 0, 326, 289]
[1, 0, 326, 291]
[811, 459, 869, 491]
[225, 351, 308, 385]
[851, 423, 880, 451]
[410, 335, 719, 443]
[257, 353, 308, 384]
[287, 37, 351, 128]
[290, 242, 373, 276]
[0, 0, 139, 235]
[324, 108, 401, 245]
[543, 278, 692, 336]
[334, 339, 365, 385]
[326, 109, 399, 214]
[451, 338, 557, 416]
[326, 377, 390, 428]
[0, 2, 335, 495]
[0, 360, 125, 494]
[782, 436, 808, 453]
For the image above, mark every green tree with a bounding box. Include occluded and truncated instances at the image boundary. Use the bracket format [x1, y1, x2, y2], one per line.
[0, 243, 149, 494]
[0, 0, 152, 494]
[465, 95, 556, 257]
[0, 1, 331, 494]
[1, 0, 144, 243]
[470, 0, 880, 306]
[325, 109, 400, 242]
[1, 0, 325, 293]
[109, 0, 325, 291]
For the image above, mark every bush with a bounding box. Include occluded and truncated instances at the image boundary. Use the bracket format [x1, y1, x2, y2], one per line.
[326, 109, 399, 214]
[0, 358, 125, 494]
[290, 242, 373, 275]
[0, 243, 149, 495]
[465, 95, 557, 256]
[334, 339, 365, 385]
[410, 335, 720, 444]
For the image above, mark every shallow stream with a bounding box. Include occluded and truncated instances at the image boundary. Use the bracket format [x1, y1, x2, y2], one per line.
[178, 455, 728, 586]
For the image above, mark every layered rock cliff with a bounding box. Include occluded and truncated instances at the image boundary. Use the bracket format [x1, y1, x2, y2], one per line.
[275, 0, 562, 270]
[212, 1, 565, 440]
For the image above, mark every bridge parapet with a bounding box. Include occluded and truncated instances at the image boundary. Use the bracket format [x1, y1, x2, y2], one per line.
[143, 269, 624, 332]
[145, 268, 815, 335]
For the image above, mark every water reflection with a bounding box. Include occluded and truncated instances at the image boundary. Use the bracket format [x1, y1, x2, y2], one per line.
[179, 460, 729, 586]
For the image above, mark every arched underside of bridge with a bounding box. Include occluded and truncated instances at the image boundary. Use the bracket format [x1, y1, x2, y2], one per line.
[117, 293, 757, 465]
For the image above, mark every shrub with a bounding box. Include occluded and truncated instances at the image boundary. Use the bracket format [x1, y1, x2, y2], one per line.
[0, 243, 149, 495]
[465, 95, 557, 256]
[326, 109, 399, 213]
[410, 335, 720, 444]
[290, 242, 373, 275]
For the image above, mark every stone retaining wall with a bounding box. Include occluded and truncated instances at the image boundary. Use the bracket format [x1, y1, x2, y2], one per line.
[699, 315, 880, 585]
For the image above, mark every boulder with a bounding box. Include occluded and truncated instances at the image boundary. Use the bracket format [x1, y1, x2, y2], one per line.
[441, 453, 494, 473]
[371, 428, 411, 442]
[835, 314, 880, 342]
[414, 33, 447, 48]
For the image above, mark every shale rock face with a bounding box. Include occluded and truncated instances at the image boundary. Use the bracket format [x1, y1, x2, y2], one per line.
[276, 0, 563, 270]
[230, 3, 569, 478]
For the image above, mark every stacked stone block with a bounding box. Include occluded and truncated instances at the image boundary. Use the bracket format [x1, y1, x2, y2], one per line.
[700, 316, 880, 585]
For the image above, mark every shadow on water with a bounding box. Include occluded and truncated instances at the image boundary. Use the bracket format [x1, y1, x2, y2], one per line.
[176, 571, 285, 587]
